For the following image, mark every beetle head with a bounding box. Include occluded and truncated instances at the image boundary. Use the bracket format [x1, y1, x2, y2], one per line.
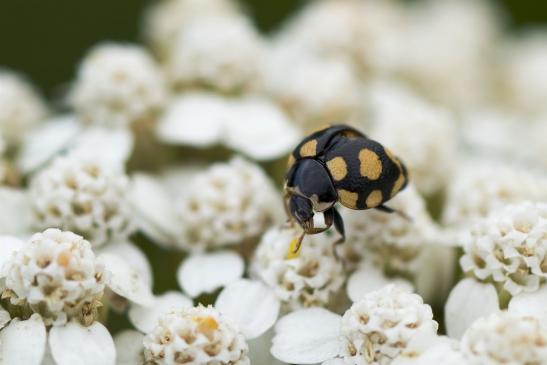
[289, 195, 314, 231]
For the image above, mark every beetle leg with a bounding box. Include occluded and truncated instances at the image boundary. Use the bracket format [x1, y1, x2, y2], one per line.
[292, 231, 306, 254]
[332, 207, 346, 244]
[283, 190, 295, 227]
[375, 204, 412, 221]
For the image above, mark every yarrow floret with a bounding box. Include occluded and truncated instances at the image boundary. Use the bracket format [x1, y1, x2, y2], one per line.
[30, 154, 134, 247]
[460, 201, 547, 296]
[340, 285, 438, 365]
[166, 15, 264, 93]
[251, 226, 345, 311]
[69, 43, 167, 127]
[443, 163, 547, 227]
[143, 305, 249, 365]
[461, 312, 547, 365]
[176, 157, 281, 251]
[0, 70, 47, 145]
[341, 185, 437, 274]
[2, 228, 106, 326]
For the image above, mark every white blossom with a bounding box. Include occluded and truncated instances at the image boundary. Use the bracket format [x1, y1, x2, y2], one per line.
[460, 201, 547, 296]
[272, 285, 438, 365]
[461, 312, 547, 365]
[251, 226, 345, 311]
[498, 32, 547, 114]
[262, 43, 361, 128]
[2, 229, 106, 326]
[443, 163, 547, 227]
[29, 154, 134, 248]
[166, 15, 264, 93]
[175, 157, 282, 251]
[0, 69, 47, 145]
[143, 0, 238, 58]
[143, 305, 250, 364]
[368, 82, 458, 195]
[69, 43, 167, 127]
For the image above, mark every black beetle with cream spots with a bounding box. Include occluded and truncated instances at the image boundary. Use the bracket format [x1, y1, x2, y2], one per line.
[284, 124, 409, 251]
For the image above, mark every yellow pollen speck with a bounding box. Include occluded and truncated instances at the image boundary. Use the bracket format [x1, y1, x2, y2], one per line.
[57, 250, 72, 267]
[391, 174, 406, 198]
[286, 237, 302, 259]
[287, 154, 296, 169]
[359, 149, 382, 180]
[366, 190, 383, 208]
[338, 189, 359, 209]
[193, 316, 218, 338]
[299, 140, 318, 157]
[327, 157, 348, 181]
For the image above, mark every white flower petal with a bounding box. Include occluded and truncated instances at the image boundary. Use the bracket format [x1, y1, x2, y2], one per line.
[224, 98, 301, 160]
[445, 278, 499, 339]
[17, 115, 80, 173]
[0, 187, 32, 235]
[347, 264, 413, 302]
[128, 173, 179, 246]
[71, 127, 134, 169]
[0, 235, 25, 275]
[216, 279, 280, 340]
[113, 330, 144, 365]
[99, 241, 153, 287]
[248, 329, 286, 365]
[272, 308, 341, 364]
[49, 321, 115, 365]
[322, 359, 346, 365]
[177, 251, 244, 298]
[99, 253, 154, 306]
[128, 291, 193, 333]
[156, 93, 226, 146]
[0, 314, 46, 365]
[509, 285, 547, 325]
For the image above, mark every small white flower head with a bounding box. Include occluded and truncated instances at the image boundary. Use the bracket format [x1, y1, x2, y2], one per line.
[460, 201, 547, 296]
[2, 228, 106, 326]
[341, 185, 437, 274]
[69, 43, 168, 127]
[393, 0, 500, 109]
[0, 70, 47, 145]
[368, 82, 458, 195]
[251, 226, 345, 311]
[177, 157, 282, 252]
[498, 33, 547, 114]
[461, 312, 547, 365]
[143, 305, 250, 365]
[443, 163, 547, 227]
[262, 44, 361, 128]
[278, 0, 404, 72]
[30, 154, 134, 248]
[166, 15, 264, 93]
[143, 0, 238, 58]
[340, 285, 438, 365]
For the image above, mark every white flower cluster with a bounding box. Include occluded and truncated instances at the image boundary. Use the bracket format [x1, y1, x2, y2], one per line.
[341, 186, 437, 274]
[368, 82, 458, 195]
[177, 158, 281, 251]
[460, 202, 547, 295]
[166, 15, 264, 93]
[0, 70, 46, 145]
[461, 312, 547, 365]
[251, 227, 345, 311]
[69, 43, 167, 127]
[443, 163, 547, 227]
[2, 229, 106, 326]
[143, 305, 249, 365]
[340, 285, 438, 365]
[30, 154, 134, 247]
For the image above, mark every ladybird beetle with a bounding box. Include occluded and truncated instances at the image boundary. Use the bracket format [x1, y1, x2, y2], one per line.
[284, 124, 409, 252]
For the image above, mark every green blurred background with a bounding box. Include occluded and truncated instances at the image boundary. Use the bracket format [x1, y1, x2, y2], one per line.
[0, 0, 545, 98]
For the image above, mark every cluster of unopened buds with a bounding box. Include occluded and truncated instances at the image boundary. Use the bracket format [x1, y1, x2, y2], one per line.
[1, 0, 547, 364]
